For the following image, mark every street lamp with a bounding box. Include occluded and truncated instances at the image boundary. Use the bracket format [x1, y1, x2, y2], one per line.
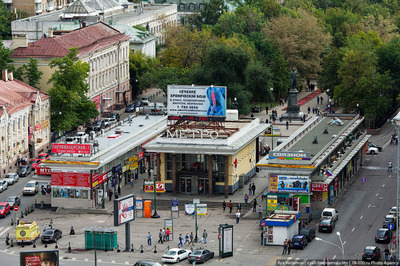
[391, 112, 400, 261]
[315, 232, 345, 260]
[356, 103, 359, 114]
[270, 88, 274, 108]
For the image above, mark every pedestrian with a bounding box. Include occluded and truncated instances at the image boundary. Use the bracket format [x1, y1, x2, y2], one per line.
[317, 96, 319, 105]
[49, 219, 53, 229]
[44, 223, 47, 232]
[190, 232, 194, 245]
[320, 96, 324, 105]
[282, 239, 288, 255]
[228, 200, 233, 213]
[202, 230, 208, 244]
[235, 209, 241, 224]
[385, 246, 390, 262]
[147, 232, 152, 246]
[307, 106, 310, 114]
[166, 228, 170, 241]
[178, 234, 183, 248]
[287, 239, 292, 255]
[184, 232, 189, 245]
[114, 190, 119, 199]
[261, 231, 264, 246]
[258, 205, 262, 219]
[222, 200, 226, 212]
[17, 155, 21, 167]
[388, 161, 393, 172]
[130, 178, 134, 187]
[248, 183, 252, 196]
[286, 120, 289, 130]
[252, 183, 256, 195]
[142, 179, 145, 191]
[253, 198, 257, 212]
[237, 202, 241, 212]
[108, 188, 113, 201]
[158, 229, 163, 244]
[265, 106, 268, 114]
[162, 227, 166, 242]
[118, 184, 121, 196]
[244, 194, 249, 204]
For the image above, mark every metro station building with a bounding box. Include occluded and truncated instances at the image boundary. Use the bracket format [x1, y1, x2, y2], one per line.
[257, 114, 369, 219]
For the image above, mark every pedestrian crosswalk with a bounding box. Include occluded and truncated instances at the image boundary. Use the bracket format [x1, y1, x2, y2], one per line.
[0, 226, 12, 238]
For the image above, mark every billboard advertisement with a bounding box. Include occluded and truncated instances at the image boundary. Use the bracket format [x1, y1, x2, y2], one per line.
[51, 171, 90, 188]
[52, 143, 91, 155]
[20, 250, 59, 266]
[114, 194, 135, 226]
[167, 85, 227, 117]
[277, 175, 309, 193]
[36, 167, 51, 176]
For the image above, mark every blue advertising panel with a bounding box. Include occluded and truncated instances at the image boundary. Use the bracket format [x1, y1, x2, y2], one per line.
[277, 175, 309, 193]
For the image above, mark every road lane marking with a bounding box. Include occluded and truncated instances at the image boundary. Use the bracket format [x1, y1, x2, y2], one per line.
[382, 184, 385, 187]
[368, 204, 371, 208]
[389, 175, 391, 178]
[352, 228, 355, 232]
[333, 255, 336, 259]
[125, 262, 129, 265]
[360, 215, 363, 219]
[376, 193, 379, 196]
[343, 241, 346, 245]
[85, 259, 88, 261]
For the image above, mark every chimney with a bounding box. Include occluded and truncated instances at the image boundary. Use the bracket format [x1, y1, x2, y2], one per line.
[47, 28, 54, 38]
[12, 34, 28, 49]
[2, 69, 8, 82]
[82, 21, 86, 28]
[7, 71, 13, 81]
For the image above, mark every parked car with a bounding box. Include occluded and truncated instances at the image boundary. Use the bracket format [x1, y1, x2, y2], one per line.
[141, 97, 150, 106]
[0, 180, 8, 192]
[75, 132, 88, 143]
[321, 208, 339, 221]
[4, 173, 19, 185]
[389, 206, 398, 217]
[92, 120, 105, 132]
[162, 248, 191, 263]
[65, 137, 78, 144]
[133, 261, 162, 266]
[23, 180, 39, 195]
[319, 218, 335, 233]
[0, 202, 11, 218]
[134, 100, 143, 108]
[299, 228, 316, 242]
[383, 214, 396, 230]
[37, 153, 50, 163]
[367, 146, 379, 155]
[5, 196, 20, 209]
[362, 246, 380, 262]
[368, 142, 383, 152]
[375, 228, 392, 244]
[110, 113, 120, 122]
[102, 118, 117, 127]
[188, 249, 214, 263]
[28, 158, 40, 170]
[251, 107, 260, 113]
[125, 103, 136, 113]
[291, 235, 308, 249]
[41, 229, 62, 243]
[17, 165, 32, 177]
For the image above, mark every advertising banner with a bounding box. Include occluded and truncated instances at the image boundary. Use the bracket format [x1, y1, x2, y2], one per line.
[311, 182, 328, 192]
[36, 167, 51, 176]
[135, 196, 143, 210]
[20, 250, 59, 266]
[197, 204, 207, 215]
[92, 173, 99, 188]
[51, 143, 91, 155]
[144, 181, 154, 192]
[277, 175, 309, 193]
[267, 195, 278, 211]
[167, 85, 227, 117]
[114, 194, 135, 226]
[185, 203, 195, 215]
[269, 176, 278, 192]
[155, 182, 165, 193]
[51, 171, 90, 188]
[171, 198, 179, 212]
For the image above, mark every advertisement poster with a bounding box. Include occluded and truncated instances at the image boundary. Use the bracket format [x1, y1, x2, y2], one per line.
[20, 250, 59, 266]
[36, 167, 51, 176]
[51, 143, 91, 155]
[114, 194, 135, 226]
[185, 203, 195, 215]
[223, 227, 233, 253]
[155, 182, 166, 193]
[196, 204, 207, 215]
[269, 176, 278, 192]
[171, 198, 179, 212]
[311, 182, 328, 192]
[51, 171, 90, 188]
[135, 196, 143, 210]
[167, 85, 227, 117]
[164, 219, 173, 241]
[144, 181, 154, 192]
[267, 195, 278, 211]
[277, 175, 309, 193]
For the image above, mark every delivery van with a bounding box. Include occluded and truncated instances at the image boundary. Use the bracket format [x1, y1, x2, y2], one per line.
[16, 221, 40, 244]
[321, 208, 339, 221]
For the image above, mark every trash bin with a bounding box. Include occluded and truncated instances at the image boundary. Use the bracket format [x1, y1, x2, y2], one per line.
[279, 117, 283, 122]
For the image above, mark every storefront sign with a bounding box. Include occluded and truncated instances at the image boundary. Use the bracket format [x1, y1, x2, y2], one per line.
[138, 152, 144, 159]
[258, 163, 315, 169]
[166, 128, 220, 139]
[92, 173, 99, 188]
[51, 143, 91, 155]
[311, 182, 328, 192]
[155, 182, 166, 193]
[122, 165, 130, 173]
[267, 195, 278, 211]
[168, 115, 225, 122]
[41, 119, 50, 130]
[197, 204, 207, 215]
[269, 151, 311, 160]
[277, 175, 309, 193]
[114, 194, 135, 226]
[113, 164, 122, 173]
[144, 181, 154, 192]
[36, 167, 51, 176]
[51, 171, 90, 188]
[167, 85, 227, 117]
[334, 177, 338, 190]
[28, 126, 33, 137]
[35, 123, 42, 131]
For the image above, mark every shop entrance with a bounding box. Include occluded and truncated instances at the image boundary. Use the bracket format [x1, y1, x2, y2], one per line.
[198, 178, 209, 194]
[180, 177, 192, 194]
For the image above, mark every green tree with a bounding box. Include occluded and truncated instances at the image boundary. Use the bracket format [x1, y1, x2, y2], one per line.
[0, 0, 10, 39]
[139, 66, 187, 95]
[129, 51, 156, 95]
[21, 58, 43, 89]
[270, 50, 290, 100]
[188, 0, 228, 29]
[245, 60, 273, 103]
[48, 48, 99, 132]
[318, 47, 341, 98]
[0, 41, 12, 71]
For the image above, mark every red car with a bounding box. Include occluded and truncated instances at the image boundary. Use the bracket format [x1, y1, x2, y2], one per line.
[0, 202, 11, 218]
[37, 153, 50, 163]
[28, 158, 41, 170]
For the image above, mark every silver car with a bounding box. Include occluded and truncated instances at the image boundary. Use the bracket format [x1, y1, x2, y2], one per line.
[0, 180, 8, 192]
[4, 173, 19, 185]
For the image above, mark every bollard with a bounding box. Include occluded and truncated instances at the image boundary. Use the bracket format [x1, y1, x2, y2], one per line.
[31, 204, 34, 212]
[21, 211, 24, 219]
[154, 245, 157, 253]
[130, 244, 134, 252]
[68, 242, 71, 253]
[10, 218, 13, 226]
[10, 239, 14, 247]
[45, 243, 47, 248]
[70, 225, 75, 235]
[140, 245, 144, 253]
[24, 209, 27, 216]
[55, 240, 58, 249]
[117, 245, 120, 253]
[33, 240, 36, 248]
[21, 242, 24, 248]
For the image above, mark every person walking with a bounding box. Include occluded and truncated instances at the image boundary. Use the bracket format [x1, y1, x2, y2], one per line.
[258, 205, 262, 219]
[108, 188, 113, 201]
[17, 155, 21, 167]
[166, 228, 170, 241]
[178, 234, 183, 248]
[317, 96, 319, 105]
[261, 231, 264, 246]
[162, 228, 166, 243]
[320, 96, 324, 105]
[248, 183, 252, 196]
[282, 239, 288, 255]
[158, 229, 163, 244]
[385, 246, 390, 262]
[287, 239, 292, 255]
[265, 106, 268, 114]
[118, 184, 121, 196]
[235, 209, 241, 224]
[222, 200, 226, 212]
[147, 232, 152, 246]
[244, 194, 249, 204]
[114, 190, 119, 200]
[189, 232, 194, 245]
[286, 121, 289, 130]
[388, 161, 393, 172]
[184, 233, 189, 245]
[252, 183, 256, 195]
[253, 198, 257, 212]
[307, 106, 311, 114]
[228, 200, 233, 213]
[202, 230, 208, 244]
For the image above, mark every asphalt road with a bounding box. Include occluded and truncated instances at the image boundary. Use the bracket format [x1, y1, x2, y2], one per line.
[287, 140, 397, 262]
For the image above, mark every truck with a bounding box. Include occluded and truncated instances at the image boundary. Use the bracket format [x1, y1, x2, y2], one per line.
[16, 221, 40, 244]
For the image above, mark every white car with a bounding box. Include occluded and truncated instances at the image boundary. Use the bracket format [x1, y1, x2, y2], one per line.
[75, 132, 88, 143]
[4, 173, 19, 185]
[162, 248, 191, 263]
[389, 206, 398, 217]
[102, 118, 117, 127]
[65, 136, 78, 144]
[23, 180, 39, 195]
[0, 180, 8, 192]
[368, 147, 379, 155]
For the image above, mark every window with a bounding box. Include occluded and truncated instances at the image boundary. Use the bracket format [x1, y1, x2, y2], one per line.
[179, 3, 185, 10]
[199, 3, 204, 10]
[189, 3, 195, 10]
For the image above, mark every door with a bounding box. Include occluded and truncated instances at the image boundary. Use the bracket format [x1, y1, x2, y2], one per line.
[198, 178, 209, 194]
[180, 177, 192, 194]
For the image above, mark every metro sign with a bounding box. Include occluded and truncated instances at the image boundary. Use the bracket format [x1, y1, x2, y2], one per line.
[155, 182, 165, 193]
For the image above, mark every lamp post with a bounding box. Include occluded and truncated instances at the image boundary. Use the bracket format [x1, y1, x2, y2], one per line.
[391, 113, 400, 261]
[151, 169, 160, 218]
[315, 232, 345, 260]
[356, 103, 359, 114]
[194, 203, 198, 243]
[270, 88, 273, 109]
[233, 97, 238, 110]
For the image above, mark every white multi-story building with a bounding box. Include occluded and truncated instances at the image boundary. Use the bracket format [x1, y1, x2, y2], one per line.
[0, 70, 50, 177]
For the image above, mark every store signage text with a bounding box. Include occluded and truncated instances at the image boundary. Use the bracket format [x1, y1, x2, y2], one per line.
[166, 128, 219, 139]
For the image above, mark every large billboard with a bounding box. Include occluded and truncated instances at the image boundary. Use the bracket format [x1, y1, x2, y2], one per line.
[20, 250, 59, 266]
[51, 171, 90, 188]
[167, 85, 227, 117]
[52, 143, 91, 155]
[270, 175, 309, 193]
[114, 194, 135, 226]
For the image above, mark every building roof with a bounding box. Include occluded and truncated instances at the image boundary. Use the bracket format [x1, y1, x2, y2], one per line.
[0, 78, 49, 115]
[12, 22, 130, 59]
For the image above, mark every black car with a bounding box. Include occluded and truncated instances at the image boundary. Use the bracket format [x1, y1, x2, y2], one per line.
[375, 228, 392, 243]
[299, 227, 316, 242]
[362, 246, 380, 262]
[383, 215, 396, 230]
[41, 229, 62, 243]
[319, 218, 335, 233]
[110, 113, 120, 122]
[125, 104, 136, 113]
[251, 107, 260, 113]
[4, 196, 20, 209]
[92, 120, 105, 132]
[17, 165, 32, 177]
[368, 142, 383, 152]
[188, 249, 214, 263]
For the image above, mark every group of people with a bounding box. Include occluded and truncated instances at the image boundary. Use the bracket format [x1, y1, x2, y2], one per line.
[248, 183, 256, 195]
[282, 239, 293, 255]
[316, 96, 324, 105]
[147, 228, 209, 247]
[147, 227, 171, 246]
[390, 133, 398, 145]
[307, 106, 321, 115]
[108, 185, 122, 201]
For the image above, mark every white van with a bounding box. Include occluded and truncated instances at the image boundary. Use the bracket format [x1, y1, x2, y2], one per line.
[321, 208, 339, 221]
